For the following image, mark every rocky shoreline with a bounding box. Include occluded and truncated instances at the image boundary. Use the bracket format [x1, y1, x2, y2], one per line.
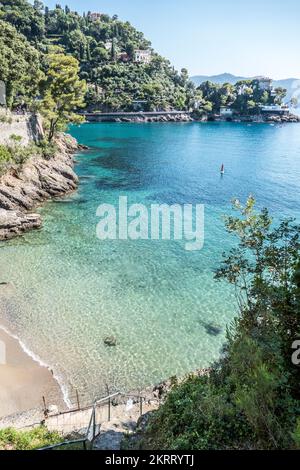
[0, 134, 80, 241]
[101, 113, 193, 123]
[196, 113, 300, 123]
[89, 112, 300, 124]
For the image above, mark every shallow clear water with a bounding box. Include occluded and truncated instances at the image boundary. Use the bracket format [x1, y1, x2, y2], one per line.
[1, 122, 300, 405]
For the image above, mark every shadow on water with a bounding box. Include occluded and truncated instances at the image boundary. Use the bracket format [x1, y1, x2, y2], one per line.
[89, 151, 140, 172]
[199, 320, 223, 336]
[53, 199, 89, 206]
[95, 178, 144, 191]
[92, 136, 139, 144]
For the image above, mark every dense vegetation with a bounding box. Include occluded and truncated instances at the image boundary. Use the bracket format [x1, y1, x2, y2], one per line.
[0, 19, 43, 108]
[0, 133, 58, 175]
[0, 0, 195, 112]
[0, 0, 289, 120]
[131, 198, 300, 450]
[194, 79, 287, 117]
[0, 1, 299, 454]
[0, 426, 62, 450]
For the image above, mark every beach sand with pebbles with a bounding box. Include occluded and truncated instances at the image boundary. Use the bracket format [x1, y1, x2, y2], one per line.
[0, 328, 65, 420]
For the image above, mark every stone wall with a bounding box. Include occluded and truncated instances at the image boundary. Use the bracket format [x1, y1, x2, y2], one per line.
[0, 111, 44, 146]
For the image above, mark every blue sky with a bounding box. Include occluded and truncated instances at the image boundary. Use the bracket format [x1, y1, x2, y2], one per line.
[39, 0, 300, 79]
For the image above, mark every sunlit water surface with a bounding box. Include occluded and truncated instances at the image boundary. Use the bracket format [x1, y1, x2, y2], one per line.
[1, 122, 299, 404]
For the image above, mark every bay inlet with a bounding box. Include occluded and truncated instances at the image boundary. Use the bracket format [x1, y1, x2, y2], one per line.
[0, 122, 299, 409]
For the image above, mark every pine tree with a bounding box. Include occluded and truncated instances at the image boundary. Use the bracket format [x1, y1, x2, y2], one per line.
[41, 52, 87, 141]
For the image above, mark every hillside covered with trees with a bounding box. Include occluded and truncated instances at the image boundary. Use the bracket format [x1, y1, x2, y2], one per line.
[194, 79, 288, 117]
[0, 0, 293, 119]
[0, 0, 196, 112]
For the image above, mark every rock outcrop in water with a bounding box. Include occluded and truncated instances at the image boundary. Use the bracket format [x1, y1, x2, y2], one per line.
[109, 114, 193, 123]
[0, 134, 79, 240]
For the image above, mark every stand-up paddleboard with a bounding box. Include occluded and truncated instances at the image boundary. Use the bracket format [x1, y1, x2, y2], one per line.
[220, 164, 225, 175]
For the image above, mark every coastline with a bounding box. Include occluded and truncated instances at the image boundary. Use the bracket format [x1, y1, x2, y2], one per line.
[0, 133, 80, 241]
[0, 121, 298, 431]
[83, 111, 300, 124]
[0, 132, 82, 422]
[0, 321, 211, 432]
[0, 327, 67, 420]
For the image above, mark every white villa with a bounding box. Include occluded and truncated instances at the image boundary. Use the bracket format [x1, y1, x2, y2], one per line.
[257, 77, 273, 91]
[260, 104, 289, 114]
[134, 50, 152, 64]
[89, 12, 102, 22]
[220, 106, 234, 117]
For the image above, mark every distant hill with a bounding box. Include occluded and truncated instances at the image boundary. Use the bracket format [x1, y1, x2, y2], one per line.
[191, 73, 300, 105]
[191, 73, 246, 86]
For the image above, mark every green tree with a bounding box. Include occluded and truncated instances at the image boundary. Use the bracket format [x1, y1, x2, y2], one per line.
[273, 87, 287, 105]
[0, 0, 45, 41]
[0, 19, 43, 107]
[133, 198, 300, 450]
[1, 0, 196, 113]
[41, 51, 87, 141]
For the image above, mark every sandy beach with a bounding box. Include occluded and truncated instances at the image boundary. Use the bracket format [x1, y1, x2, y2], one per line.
[0, 328, 65, 419]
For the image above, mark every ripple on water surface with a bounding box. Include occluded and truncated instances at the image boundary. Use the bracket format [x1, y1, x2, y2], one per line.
[1, 122, 299, 404]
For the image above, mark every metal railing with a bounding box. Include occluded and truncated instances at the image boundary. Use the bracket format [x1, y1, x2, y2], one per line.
[38, 391, 146, 451]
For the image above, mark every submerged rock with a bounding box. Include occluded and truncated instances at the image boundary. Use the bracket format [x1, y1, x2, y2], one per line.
[204, 322, 223, 336]
[104, 336, 117, 347]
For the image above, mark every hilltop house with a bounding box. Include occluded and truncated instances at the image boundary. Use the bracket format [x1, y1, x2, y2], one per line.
[135, 50, 152, 64]
[237, 77, 276, 96]
[258, 77, 273, 91]
[0, 81, 6, 107]
[118, 52, 130, 63]
[89, 12, 102, 21]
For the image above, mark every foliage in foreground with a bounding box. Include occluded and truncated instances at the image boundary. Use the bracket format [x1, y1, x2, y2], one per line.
[133, 198, 300, 450]
[0, 426, 62, 450]
[0, 137, 57, 175]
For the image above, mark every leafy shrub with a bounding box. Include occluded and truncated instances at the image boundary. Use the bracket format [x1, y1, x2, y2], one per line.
[0, 141, 41, 173]
[132, 199, 300, 450]
[9, 134, 23, 143]
[0, 146, 11, 176]
[0, 426, 63, 451]
[0, 114, 13, 124]
[293, 419, 300, 449]
[37, 139, 58, 160]
[0, 145, 11, 163]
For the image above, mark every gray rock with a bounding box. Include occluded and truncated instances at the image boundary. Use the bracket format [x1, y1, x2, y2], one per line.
[0, 134, 79, 240]
[104, 336, 117, 347]
[0, 208, 41, 239]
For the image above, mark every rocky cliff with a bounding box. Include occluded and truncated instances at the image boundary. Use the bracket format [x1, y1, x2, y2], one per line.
[0, 134, 79, 240]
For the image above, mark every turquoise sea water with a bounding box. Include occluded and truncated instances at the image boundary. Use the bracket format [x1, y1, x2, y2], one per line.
[0, 122, 300, 405]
